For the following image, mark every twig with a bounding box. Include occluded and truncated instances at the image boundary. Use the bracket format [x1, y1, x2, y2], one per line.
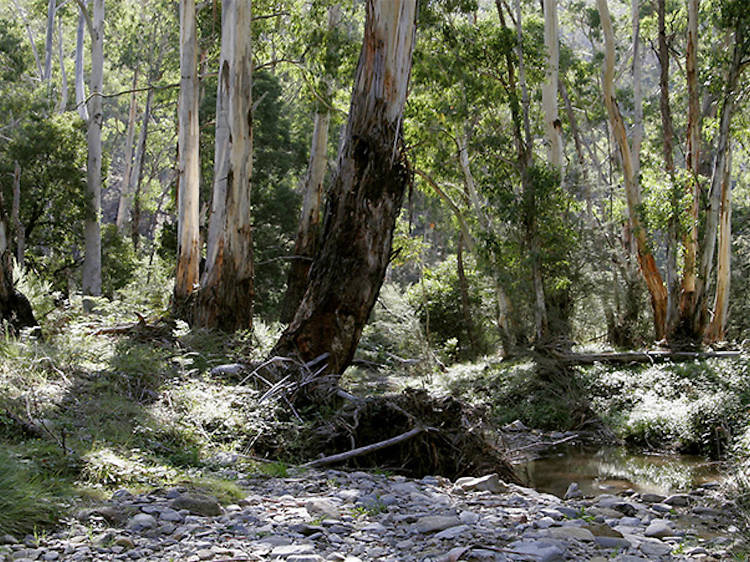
[302, 426, 429, 468]
[512, 433, 579, 452]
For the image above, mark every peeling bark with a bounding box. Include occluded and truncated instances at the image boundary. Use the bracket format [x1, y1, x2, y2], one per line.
[194, 0, 254, 331]
[56, 14, 68, 113]
[174, 0, 201, 313]
[272, 0, 417, 382]
[597, 0, 667, 340]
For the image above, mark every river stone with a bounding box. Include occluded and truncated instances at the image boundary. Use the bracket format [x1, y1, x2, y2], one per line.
[564, 482, 583, 500]
[665, 494, 690, 507]
[158, 507, 184, 522]
[170, 493, 222, 516]
[459, 511, 480, 524]
[0, 535, 18, 545]
[305, 499, 340, 520]
[270, 544, 315, 556]
[506, 539, 566, 562]
[640, 538, 673, 556]
[434, 525, 469, 540]
[210, 363, 244, 377]
[594, 536, 631, 550]
[545, 527, 595, 541]
[415, 515, 462, 533]
[454, 473, 508, 494]
[585, 523, 623, 538]
[644, 519, 672, 538]
[126, 513, 157, 532]
[286, 556, 325, 562]
[640, 493, 666, 504]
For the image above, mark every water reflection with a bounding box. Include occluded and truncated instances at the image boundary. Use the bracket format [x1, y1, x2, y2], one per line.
[518, 444, 722, 498]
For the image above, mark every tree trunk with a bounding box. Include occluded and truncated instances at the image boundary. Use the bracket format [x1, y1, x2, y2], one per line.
[597, 0, 667, 340]
[116, 68, 139, 231]
[12, 162, 24, 268]
[81, 0, 104, 305]
[706, 146, 732, 343]
[281, 4, 340, 324]
[75, 1, 88, 122]
[657, 0, 680, 335]
[542, 0, 562, 170]
[0, 194, 36, 333]
[271, 0, 417, 383]
[44, 0, 56, 83]
[456, 235, 478, 357]
[194, 0, 253, 331]
[698, 25, 744, 338]
[130, 84, 153, 250]
[56, 13, 68, 113]
[174, 0, 201, 313]
[681, 0, 700, 313]
[10, 0, 43, 80]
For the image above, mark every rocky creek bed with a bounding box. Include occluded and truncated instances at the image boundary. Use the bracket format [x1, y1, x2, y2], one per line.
[0, 466, 741, 561]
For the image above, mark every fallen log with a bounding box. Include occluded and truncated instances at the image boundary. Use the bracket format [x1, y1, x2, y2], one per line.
[554, 350, 740, 365]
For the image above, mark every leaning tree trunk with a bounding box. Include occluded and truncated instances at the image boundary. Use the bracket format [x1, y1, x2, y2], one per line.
[598, 0, 667, 340]
[194, 0, 253, 331]
[174, 0, 201, 315]
[281, 4, 340, 324]
[81, 0, 104, 305]
[271, 0, 417, 384]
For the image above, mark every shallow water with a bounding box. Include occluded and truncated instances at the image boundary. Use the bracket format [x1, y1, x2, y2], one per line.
[518, 444, 723, 498]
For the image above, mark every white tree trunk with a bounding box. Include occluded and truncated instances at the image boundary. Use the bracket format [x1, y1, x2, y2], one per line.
[82, 0, 103, 302]
[174, 0, 201, 309]
[44, 0, 56, 83]
[196, 0, 253, 330]
[542, 0, 562, 169]
[75, 1, 88, 122]
[56, 14, 68, 113]
[598, 0, 668, 339]
[10, 0, 43, 80]
[116, 68, 139, 231]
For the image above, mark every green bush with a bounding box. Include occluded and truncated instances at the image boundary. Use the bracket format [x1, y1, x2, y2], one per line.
[101, 224, 138, 298]
[407, 257, 496, 362]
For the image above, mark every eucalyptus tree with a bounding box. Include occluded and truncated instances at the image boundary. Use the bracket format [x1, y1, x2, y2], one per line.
[194, 0, 253, 330]
[75, 0, 104, 304]
[173, 0, 201, 315]
[272, 0, 418, 384]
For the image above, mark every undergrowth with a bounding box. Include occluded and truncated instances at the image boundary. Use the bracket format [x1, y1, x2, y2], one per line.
[582, 358, 750, 456]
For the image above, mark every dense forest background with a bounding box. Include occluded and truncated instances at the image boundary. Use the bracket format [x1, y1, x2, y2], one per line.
[2, 0, 750, 552]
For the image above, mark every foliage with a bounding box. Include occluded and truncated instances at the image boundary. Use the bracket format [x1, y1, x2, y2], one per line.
[0, 114, 88, 292]
[583, 357, 750, 456]
[358, 283, 434, 374]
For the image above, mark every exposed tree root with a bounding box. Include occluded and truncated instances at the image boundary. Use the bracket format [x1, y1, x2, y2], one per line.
[256, 387, 519, 483]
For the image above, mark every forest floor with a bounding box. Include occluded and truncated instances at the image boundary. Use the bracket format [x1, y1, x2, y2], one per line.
[1, 302, 749, 560]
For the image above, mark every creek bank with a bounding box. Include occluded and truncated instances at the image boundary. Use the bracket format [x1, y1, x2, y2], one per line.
[0, 466, 740, 561]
